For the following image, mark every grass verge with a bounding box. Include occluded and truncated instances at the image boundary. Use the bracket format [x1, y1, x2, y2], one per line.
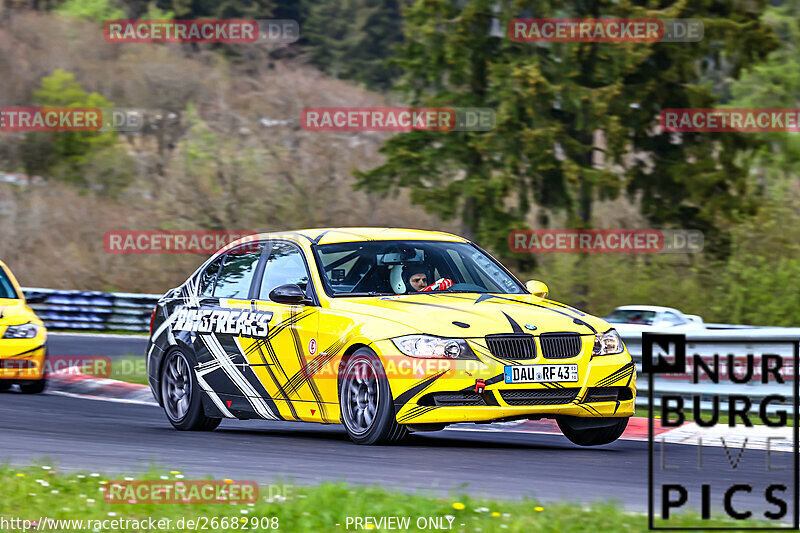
[105, 355, 148, 385]
[0, 464, 772, 532]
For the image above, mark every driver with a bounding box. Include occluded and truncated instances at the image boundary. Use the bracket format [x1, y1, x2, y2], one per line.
[404, 264, 429, 292]
[390, 263, 432, 294]
[390, 263, 453, 294]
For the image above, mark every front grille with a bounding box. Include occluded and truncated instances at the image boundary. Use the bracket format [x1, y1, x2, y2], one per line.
[499, 388, 580, 406]
[584, 386, 633, 403]
[539, 333, 583, 359]
[485, 334, 536, 360]
[419, 392, 487, 407]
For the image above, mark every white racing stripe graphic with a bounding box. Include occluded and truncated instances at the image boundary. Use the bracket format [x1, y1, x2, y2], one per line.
[201, 333, 279, 420]
[194, 362, 235, 419]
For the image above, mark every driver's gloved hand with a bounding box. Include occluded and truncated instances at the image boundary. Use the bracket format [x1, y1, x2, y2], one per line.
[420, 278, 453, 292]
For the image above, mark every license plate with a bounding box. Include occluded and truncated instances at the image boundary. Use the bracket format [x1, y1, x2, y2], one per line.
[504, 364, 578, 383]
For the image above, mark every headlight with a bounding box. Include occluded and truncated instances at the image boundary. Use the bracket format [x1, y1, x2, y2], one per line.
[391, 335, 477, 359]
[593, 329, 624, 356]
[3, 323, 40, 339]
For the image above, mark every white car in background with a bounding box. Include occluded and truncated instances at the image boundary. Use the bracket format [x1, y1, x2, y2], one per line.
[604, 305, 705, 334]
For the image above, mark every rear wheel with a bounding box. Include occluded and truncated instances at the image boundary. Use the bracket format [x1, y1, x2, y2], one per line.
[557, 416, 629, 446]
[161, 349, 221, 431]
[339, 348, 407, 445]
[0, 382, 12, 392]
[19, 379, 46, 394]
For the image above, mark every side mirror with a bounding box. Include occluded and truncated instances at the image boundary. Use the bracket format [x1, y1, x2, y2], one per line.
[525, 280, 549, 298]
[268, 284, 312, 305]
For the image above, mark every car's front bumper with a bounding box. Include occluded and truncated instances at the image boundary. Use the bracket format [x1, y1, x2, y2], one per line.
[0, 329, 48, 381]
[373, 339, 636, 425]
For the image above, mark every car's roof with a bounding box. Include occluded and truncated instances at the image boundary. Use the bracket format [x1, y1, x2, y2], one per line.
[613, 305, 682, 314]
[250, 227, 469, 246]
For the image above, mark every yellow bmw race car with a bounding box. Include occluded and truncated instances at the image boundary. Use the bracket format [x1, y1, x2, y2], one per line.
[0, 260, 48, 394]
[146, 228, 636, 445]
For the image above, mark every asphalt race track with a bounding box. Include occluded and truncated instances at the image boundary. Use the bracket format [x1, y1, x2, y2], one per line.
[2, 334, 796, 517]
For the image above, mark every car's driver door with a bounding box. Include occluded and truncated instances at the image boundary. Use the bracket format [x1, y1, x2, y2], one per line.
[241, 240, 324, 423]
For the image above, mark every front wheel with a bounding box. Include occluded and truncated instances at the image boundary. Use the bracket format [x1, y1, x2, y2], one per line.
[0, 381, 12, 392]
[161, 349, 221, 431]
[339, 348, 407, 445]
[557, 416, 628, 446]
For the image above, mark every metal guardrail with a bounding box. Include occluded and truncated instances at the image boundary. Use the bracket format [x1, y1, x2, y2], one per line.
[21, 287, 160, 332]
[621, 330, 800, 413]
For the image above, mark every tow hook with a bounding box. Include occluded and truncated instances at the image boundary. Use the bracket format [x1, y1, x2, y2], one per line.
[474, 379, 486, 394]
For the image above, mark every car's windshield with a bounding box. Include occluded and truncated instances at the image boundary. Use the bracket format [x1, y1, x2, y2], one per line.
[605, 310, 657, 325]
[313, 240, 524, 296]
[0, 267, 19, 299]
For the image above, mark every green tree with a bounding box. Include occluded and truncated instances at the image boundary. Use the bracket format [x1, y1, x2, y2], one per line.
[727, 1, 800, 197]
[304, 0, 403, 90]
[165, 0, 274, 19]
[22, 69, 126, 193]
[54, 0, 125, 21]
[356, 0, 778, 260]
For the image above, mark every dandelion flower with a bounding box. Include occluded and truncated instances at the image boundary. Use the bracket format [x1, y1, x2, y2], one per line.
[534, 506, 544, 512]
[452, 502, 466, 511]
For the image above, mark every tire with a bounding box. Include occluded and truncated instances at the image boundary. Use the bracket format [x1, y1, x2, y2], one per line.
[339, 348, 408, 445]
[0, 381, 12, 392]
[161, 349, 221, 431]
[557, 416, 629, 446]
[19, 379, 46, 394]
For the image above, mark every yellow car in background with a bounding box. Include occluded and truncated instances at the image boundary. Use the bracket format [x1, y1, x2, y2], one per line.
[0, 260, 47, 393]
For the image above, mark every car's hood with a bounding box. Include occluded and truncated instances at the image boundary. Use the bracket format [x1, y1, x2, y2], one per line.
[329, 292, 610, 338]
[0, 299, 39, 326]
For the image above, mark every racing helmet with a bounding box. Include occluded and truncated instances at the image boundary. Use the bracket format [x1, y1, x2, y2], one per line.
[390, 264, 431, 294]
